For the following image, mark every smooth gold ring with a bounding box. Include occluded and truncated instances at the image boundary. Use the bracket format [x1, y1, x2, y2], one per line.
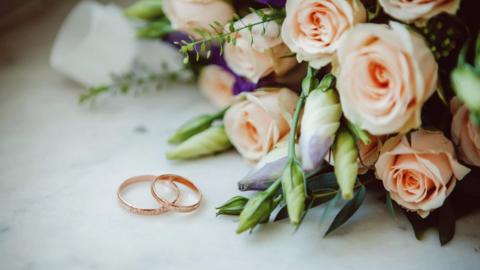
[151, 174, 202, 213]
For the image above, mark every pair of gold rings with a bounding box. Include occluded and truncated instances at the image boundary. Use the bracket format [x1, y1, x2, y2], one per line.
[117, 174, 202, 215]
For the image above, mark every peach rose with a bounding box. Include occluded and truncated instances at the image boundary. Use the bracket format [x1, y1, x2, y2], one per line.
[375, 129, 470, 217]
[281, 0, 366, 69]
[163, 0, 234, 38]
[336, 22, 438, 135]
[224, 12, 297, 83]
[358, 135, 386, 174]
[198, 65, 235, 107]
[224, 88, 298, 162]
[379, 0, 460, 23]
[451, 97, 480, 167]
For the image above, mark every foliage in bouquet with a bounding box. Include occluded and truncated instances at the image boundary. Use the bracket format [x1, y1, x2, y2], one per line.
[84, 0, 480, 245]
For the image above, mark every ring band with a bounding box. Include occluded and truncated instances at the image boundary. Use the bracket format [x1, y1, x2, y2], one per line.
[118, 175, 180, 215]
[151, 174, 202, 213]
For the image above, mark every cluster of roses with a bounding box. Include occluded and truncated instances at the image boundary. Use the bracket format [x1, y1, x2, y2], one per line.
[127, 0, 479, 229]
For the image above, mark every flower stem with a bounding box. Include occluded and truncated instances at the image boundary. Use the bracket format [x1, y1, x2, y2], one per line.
[288, 94, 307, 159]
[179, 14, 285, 55]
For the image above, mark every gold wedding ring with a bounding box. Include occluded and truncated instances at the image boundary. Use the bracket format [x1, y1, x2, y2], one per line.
[151, 174, 202, 213]
[117, 175, 180, 215]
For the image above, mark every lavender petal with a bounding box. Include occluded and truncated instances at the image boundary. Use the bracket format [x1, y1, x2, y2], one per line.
[238, 156, 288, 191]
[300, 132, 333, 172]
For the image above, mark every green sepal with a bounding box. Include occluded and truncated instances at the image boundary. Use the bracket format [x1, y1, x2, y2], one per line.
[346, 120, 371, 145]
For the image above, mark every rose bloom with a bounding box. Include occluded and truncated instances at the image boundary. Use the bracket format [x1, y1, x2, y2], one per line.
[336, 22, 437, 135]
[379, 0, 460, 23]
[163, 0, 234, 38]
[224, 88, 298, 162]
[281, 0, 366, 69]
[198, 65, 235, 107]
[224, 12, 297, 83]
[451, 97, 480, 167]
[358, 135, 386, 174]
[375, 129, 470, 217]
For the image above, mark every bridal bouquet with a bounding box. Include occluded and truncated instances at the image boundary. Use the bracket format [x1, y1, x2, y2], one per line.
[89, 0, 479, 244]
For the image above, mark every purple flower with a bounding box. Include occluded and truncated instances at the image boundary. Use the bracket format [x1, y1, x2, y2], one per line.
[162, 32, 278, 95]
[255, 0, 286, 8]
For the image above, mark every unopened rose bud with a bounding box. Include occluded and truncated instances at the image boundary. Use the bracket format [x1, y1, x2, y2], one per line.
[281, 160, 305, 225]
[125, 0, 164, 20]
[216, 196, 249, 216]
[332, 129, 359, 200]
[299, 88, 341, 171]
[236, 192, 273, 234]
[166, 126, 232, 160]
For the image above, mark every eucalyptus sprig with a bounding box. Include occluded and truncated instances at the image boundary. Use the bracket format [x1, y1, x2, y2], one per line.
[79, 62, 193, 104]
[177, 8, 285, 64]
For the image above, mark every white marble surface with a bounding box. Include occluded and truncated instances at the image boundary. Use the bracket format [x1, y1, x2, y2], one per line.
[0, 1, 479, 269]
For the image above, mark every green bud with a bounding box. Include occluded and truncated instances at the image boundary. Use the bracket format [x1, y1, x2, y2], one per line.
[236, 192, 273, 234]
[301, 67, 319, 96]
[281, 160, 305, 225]
[451, 65, 480, 114]
[316, 73, 336, 92]
[332, 129, 359, 200]
[346, 120, 371, 145]
[216, 196, 248, 216]
[166, 126, 232, 160]
[125, 0, 164, 20]
[168, 115, 213, 144]
[137, 19, 172, 39]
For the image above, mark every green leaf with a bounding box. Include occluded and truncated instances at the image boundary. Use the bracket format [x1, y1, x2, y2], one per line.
[403, 211, 428, 240]
[324, 185, 366, 236]
[273, 193, 335, 222]
[386, 193, 396, 218]
[307, 172, 338, 193]
[320, 192, 340, 224]
[438, 199, 456, 246]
